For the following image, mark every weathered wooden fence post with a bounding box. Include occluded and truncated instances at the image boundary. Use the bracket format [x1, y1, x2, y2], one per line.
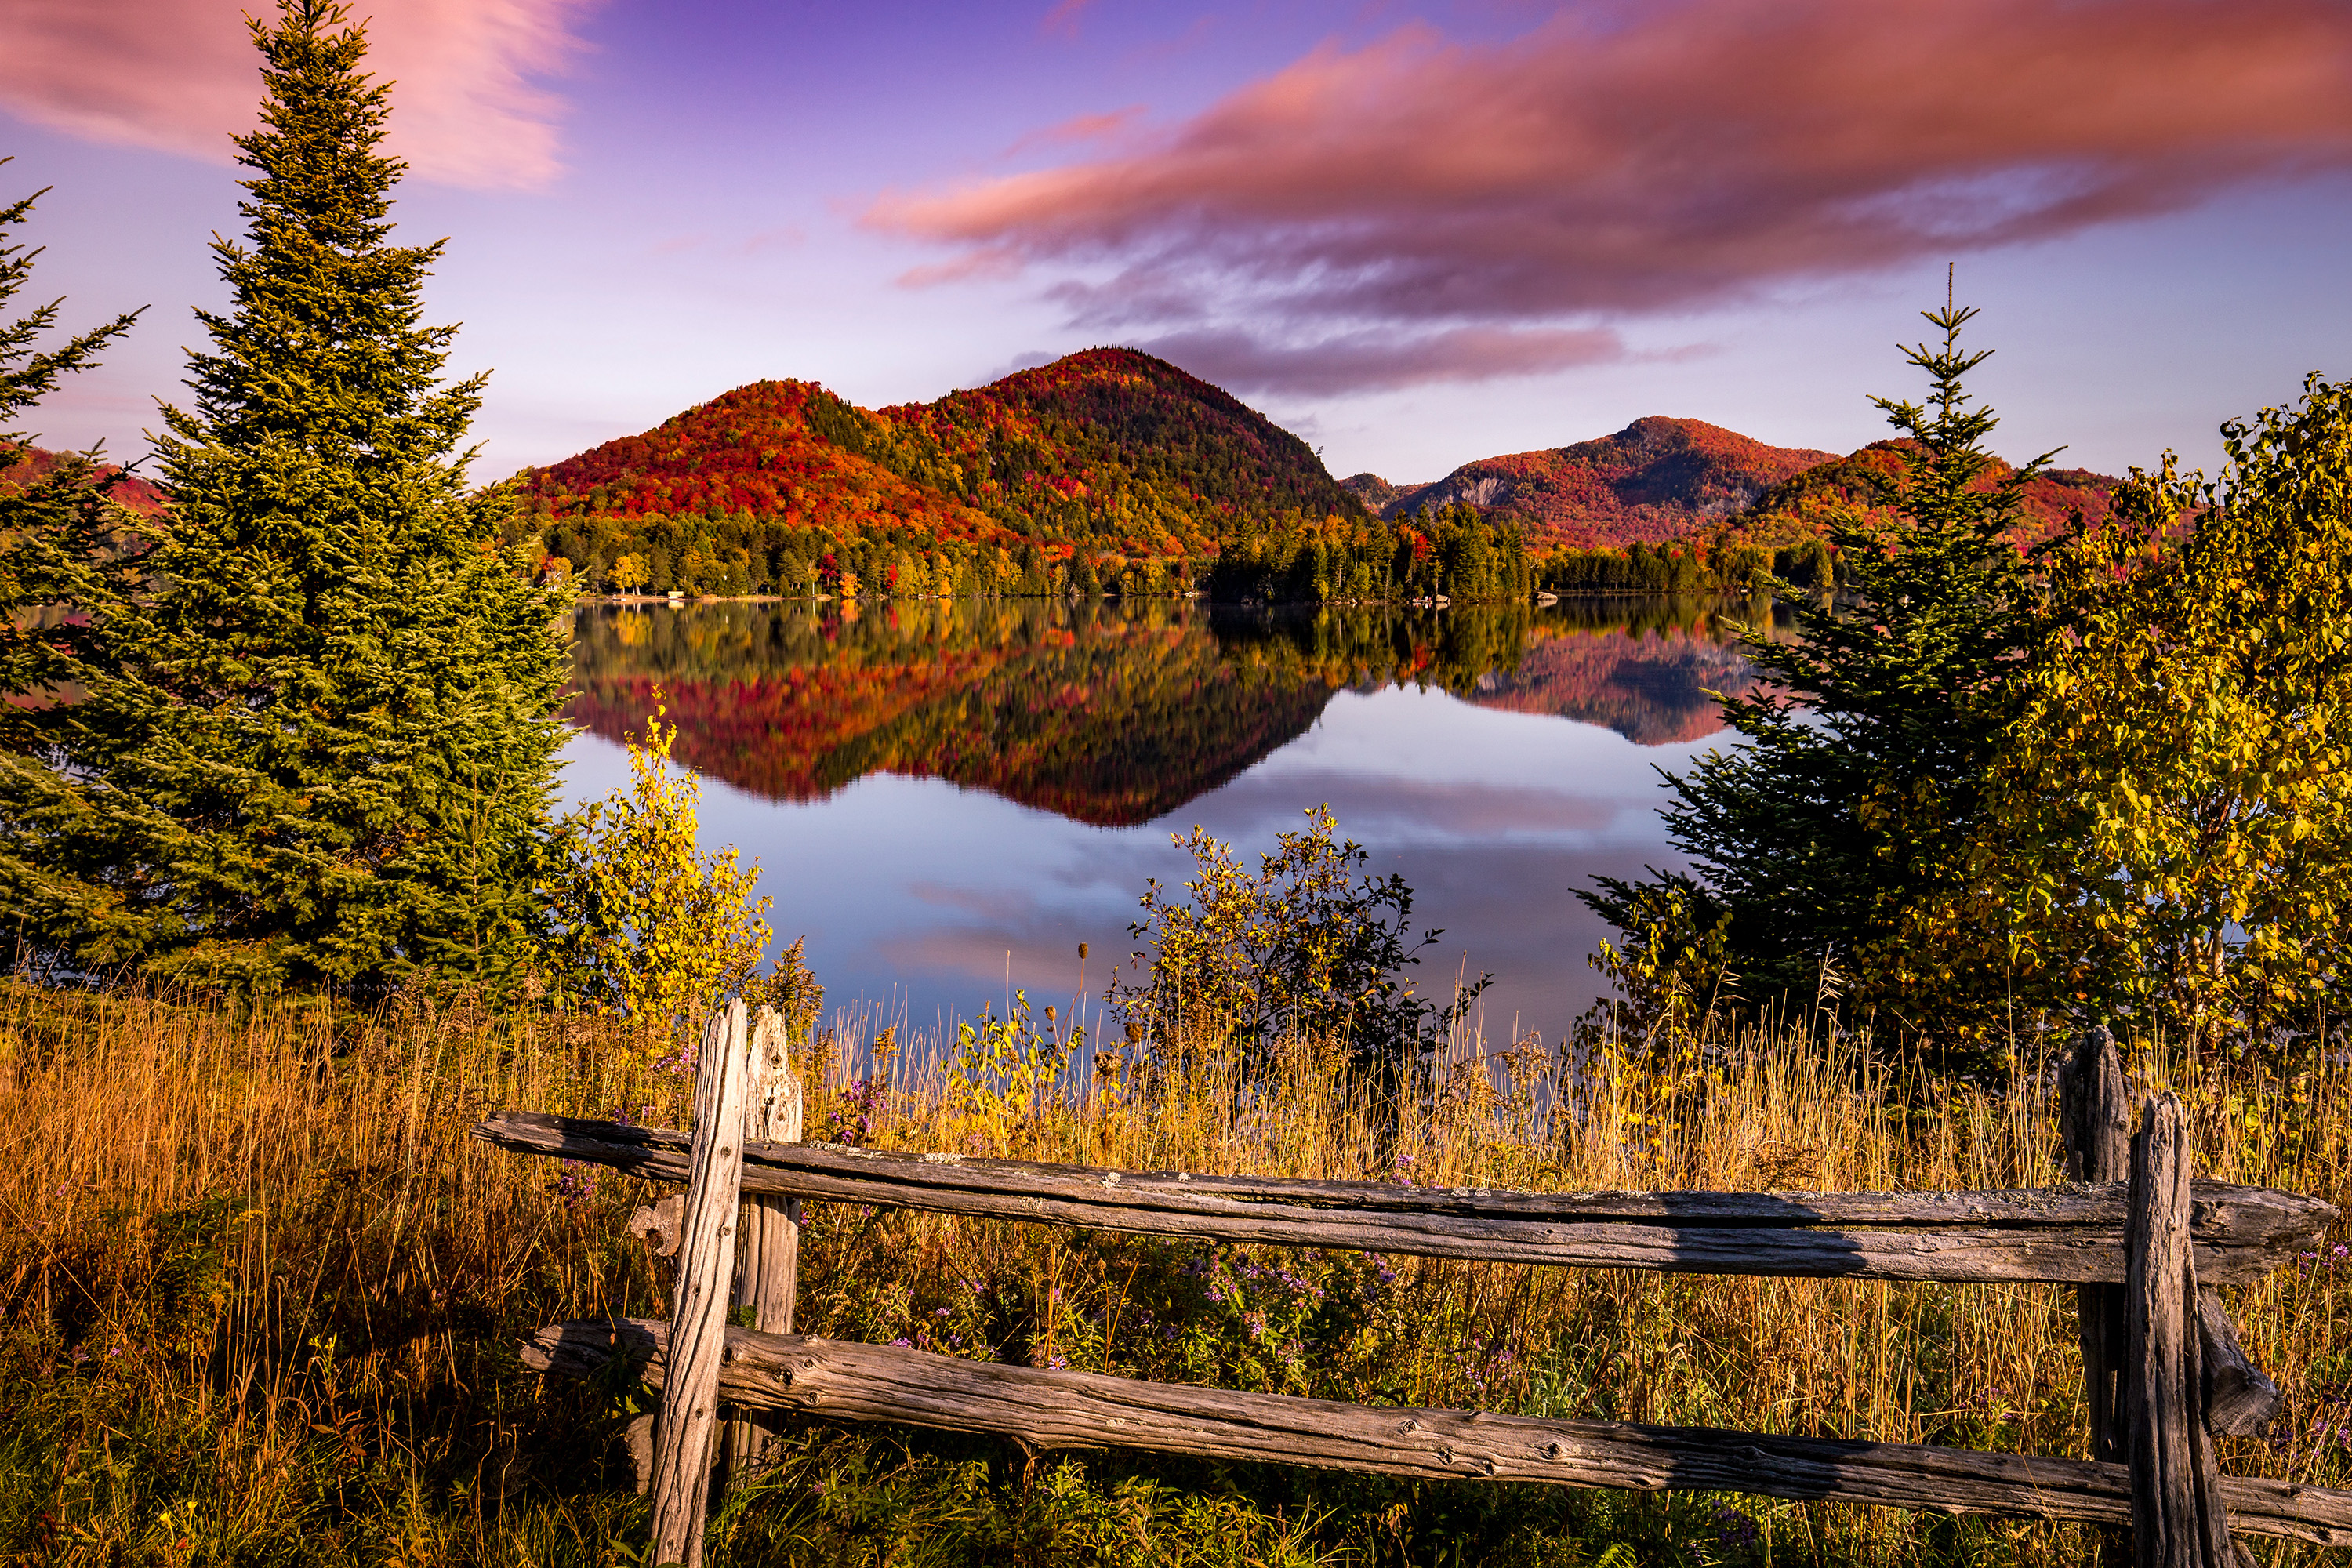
[650, 1001, 751, 1568]
[723, 1005, 804, 1483]
[2060, 1025, 2132, 1465]
[2125, 1092, 2235, 1568]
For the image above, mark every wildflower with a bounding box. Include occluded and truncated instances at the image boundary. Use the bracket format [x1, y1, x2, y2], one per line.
[1708, 1501, 1761, 1555]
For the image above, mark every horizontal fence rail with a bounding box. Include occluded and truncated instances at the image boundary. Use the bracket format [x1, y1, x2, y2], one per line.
[474, 1108, 2335, 1286]
[524, 1317, 2352, 1548]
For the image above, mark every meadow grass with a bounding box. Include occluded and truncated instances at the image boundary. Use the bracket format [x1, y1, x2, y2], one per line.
[3, 978, 2349, 1566]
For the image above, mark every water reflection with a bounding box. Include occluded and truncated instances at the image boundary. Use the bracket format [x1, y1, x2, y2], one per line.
[560, 597, 1767, 1039]
[567, 595, 1763, 825]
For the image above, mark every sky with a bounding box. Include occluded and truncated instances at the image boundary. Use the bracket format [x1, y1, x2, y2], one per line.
[5, 0, 2351, 487]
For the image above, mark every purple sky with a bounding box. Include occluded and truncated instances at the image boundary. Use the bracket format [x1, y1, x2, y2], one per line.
[6, 0, 2350, 487]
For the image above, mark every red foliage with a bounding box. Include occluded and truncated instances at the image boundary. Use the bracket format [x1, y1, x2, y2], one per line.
[1736, 440, 2122, 550]
[512, 379, 1006, 542]
[1377, 417, 1838, 548]
[1, 444, 169, 517]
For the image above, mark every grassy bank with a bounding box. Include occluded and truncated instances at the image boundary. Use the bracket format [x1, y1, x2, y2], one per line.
[3, 982, 2349, 1566]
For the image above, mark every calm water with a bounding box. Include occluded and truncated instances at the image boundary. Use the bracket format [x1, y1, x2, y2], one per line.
[559, 596, 1767, 1044]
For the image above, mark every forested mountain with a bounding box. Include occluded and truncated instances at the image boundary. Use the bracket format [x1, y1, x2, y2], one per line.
[511, 348, 1367, 599]
[1356, 418, 1838, 546]
[1339, 472, 1429, 513]
[2, 444, 168, 517]
[1726, 439, 2122, 549]
[506, 363, 2122, 604]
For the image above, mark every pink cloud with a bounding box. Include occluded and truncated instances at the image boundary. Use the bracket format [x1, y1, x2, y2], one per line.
[870, 0, 2352, 357]
[1138, 324, 1627, 395]
[1040, 0, 1098, 40]
[0, 0, 599, 191]
[1005, 106, 1146, 158]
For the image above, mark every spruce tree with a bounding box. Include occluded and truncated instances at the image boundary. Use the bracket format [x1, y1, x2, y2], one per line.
[1, 1, 569, 994]
[0, 165, 146, 959]
[1582, 297, 2060, 1045]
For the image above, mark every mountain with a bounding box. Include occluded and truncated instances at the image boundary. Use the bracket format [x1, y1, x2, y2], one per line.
[1339, 473, 1429, 513]
[513, 378, 1005, 549]
[1729, 440, 2123, 547]
[1356, 418, 1838, 548]
[2, 444, 169, 517]
[510, 348, 1367, 596]
[514, 364, 2124, 601]
[879, 350, 1363, 542]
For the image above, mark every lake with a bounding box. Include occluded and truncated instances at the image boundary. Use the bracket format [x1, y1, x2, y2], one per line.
[559, 595, 1770, 1047]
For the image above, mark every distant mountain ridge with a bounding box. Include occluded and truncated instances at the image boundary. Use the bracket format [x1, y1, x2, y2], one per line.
[2, 444, 169, 517]
[513, 347, 1367, 566]
[1736, 439, 2123, 546]
[1348, 418, 1838, 547]
[511, 354, 2122, 598]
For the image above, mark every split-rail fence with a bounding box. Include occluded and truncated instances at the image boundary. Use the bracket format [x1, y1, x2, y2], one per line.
[474, 1004, 2352, 1568]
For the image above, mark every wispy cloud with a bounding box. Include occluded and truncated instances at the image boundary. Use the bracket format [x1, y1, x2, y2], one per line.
[0, 0, 601, 191]
[1139, 325, 1627, 396]
[1040, 0, 1098, 40]
[1004, 106, 1146, 158]
[870, 0, 2352, 390]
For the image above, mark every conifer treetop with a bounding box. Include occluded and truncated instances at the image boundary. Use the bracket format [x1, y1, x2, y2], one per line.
[165, 0, 481, 479]
[0, 0, 574, 997]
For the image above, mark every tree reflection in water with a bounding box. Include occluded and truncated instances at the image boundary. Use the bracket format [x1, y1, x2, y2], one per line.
[565, 595, 1778, 828]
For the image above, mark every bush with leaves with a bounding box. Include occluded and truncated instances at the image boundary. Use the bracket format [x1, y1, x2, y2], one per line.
[1914, 375, 2352, 1056]
[544, 698, 803, 1033]
[1112, 805, 1486, 1080]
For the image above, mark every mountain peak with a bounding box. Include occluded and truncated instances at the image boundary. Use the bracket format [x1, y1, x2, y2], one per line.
[1376, 417, 1838, 546]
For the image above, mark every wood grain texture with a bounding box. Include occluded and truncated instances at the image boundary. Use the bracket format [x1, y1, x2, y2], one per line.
[521, 1319, 2352, 1547]
[734, 1007, 804, 1335]
[724, 1007, 804, 1484]
[470, 1109, 2334, 1286]
[2128, 1094, 2235, 1568]
[2197, 1288, 2281, 1439]
[649, 1004, 751, 1568]
[2062, 1026, 2134, 1468]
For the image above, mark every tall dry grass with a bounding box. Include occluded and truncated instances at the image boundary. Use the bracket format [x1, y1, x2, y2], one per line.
[0, 983, 690, 1563]
[4, 978, 2350, 1566]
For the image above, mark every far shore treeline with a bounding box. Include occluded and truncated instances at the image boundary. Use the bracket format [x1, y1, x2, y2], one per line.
[500, 363, 1913, 605]
[497, 352, 2111, 608]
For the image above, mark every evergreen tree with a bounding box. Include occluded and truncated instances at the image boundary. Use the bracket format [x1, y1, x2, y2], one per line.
[0, 165, 146, 960]
[0, 1, 569, 994]
[1581, 298, 2060, 1046]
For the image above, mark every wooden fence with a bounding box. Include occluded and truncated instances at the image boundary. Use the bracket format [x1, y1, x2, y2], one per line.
[477, 1007, 2352, 1567]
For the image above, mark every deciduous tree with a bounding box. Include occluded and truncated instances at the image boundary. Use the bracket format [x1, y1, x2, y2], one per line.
[1923, 376, 2352, 1054]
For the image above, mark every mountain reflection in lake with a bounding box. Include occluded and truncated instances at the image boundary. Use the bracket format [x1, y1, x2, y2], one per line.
[561, 596, 1769, 1044]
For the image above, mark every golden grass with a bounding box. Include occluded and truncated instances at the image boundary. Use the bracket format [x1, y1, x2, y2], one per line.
[3, 981, 2350, 1566]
